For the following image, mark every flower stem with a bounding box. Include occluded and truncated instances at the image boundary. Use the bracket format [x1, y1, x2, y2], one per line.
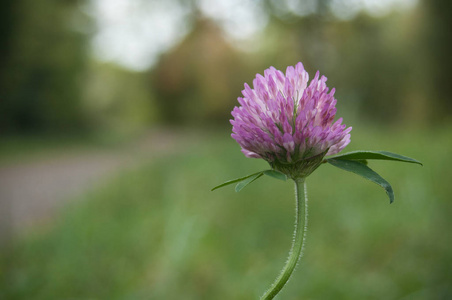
[260, 178, 308, 300]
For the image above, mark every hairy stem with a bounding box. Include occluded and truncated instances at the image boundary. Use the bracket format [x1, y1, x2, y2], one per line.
[260, 178, 308, 300]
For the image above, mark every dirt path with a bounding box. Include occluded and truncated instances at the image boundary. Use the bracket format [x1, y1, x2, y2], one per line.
[0, 129, 197, 241]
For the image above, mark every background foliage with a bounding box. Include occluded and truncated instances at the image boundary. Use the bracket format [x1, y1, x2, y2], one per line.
[1, 0, 451, 134]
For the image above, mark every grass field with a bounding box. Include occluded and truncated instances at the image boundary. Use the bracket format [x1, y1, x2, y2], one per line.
[1, 124, 451, 299]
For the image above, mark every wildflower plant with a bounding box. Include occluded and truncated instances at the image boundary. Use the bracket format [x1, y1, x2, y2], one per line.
[212, 62, 422, 299]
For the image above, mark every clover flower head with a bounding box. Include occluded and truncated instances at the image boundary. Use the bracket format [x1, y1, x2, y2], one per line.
[231, 62, 352, 178]
[215, 62, 421, 300]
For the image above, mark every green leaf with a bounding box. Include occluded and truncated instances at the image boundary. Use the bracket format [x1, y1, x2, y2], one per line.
[211, 169, 288, 192]
[235, 173, 264, 192]
[355, 159, 368, 165]
[263, 170, 287, 181]
[327, 159, 395, 203]
[211, 171, 263, 191]
[327, 150, 422, 166]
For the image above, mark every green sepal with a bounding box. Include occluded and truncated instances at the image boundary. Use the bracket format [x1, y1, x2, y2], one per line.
[327, 150, 422, 166]
[327, 159, 395, 203]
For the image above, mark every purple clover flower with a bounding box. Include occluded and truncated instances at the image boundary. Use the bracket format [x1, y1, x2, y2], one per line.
[231, 62, 352, 179]
[214, 62, 421, 299]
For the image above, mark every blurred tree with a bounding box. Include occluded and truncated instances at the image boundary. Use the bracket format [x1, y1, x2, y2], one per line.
[149, 0, 439, 126]
[326, 14, 413, 122]
[150, 17, 263, 126]
[263, 0, 450, 125]
[0, 0, 15, 80]
[262, 1, 427, 124]
[83, 62, 157, 135]
[423, 0, 452, 123]
[0, 0, 90, 134]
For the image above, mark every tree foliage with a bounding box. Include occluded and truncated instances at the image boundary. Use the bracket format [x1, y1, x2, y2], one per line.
[0, 0, 90, 133]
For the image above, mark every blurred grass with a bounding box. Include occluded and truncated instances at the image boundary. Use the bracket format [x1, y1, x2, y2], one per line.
[1, 124, 451, 299]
